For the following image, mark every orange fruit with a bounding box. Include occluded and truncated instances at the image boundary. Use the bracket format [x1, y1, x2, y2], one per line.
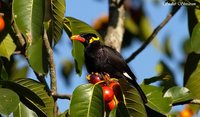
[179, 105, 193, 117]
[0, 16, 5, 31]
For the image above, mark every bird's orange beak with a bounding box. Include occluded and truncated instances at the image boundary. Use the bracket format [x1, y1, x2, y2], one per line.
[70, 35, 85, 42]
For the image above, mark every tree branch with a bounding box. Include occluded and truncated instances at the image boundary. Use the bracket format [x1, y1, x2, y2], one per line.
[104, 0, 125, 52]
[43, 29, 57, 116]
[43, 30, 57, 96]
[53, 94, 71, 100]
[172, 99, 200, 106]
[34, 71, 51, 93]
[126, 5, 181, 63]
[12, 20, 26, 48]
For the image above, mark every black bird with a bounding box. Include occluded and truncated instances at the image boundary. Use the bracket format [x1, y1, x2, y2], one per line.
[70, 33, 147, 103]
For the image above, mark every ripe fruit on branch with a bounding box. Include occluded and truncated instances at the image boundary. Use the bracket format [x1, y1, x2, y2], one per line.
[0, 16, 5, 31]
[102, 86, 114, 102]
[109, 81, 123, 102]
[87, 73, 102, 84]
[105, 99, 116, 111]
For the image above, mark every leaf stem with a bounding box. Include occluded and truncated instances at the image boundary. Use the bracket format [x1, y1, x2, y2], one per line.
[126, 5, 181, 63]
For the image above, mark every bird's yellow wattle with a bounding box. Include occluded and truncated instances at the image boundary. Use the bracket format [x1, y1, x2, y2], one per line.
[89, 37, 100, 43]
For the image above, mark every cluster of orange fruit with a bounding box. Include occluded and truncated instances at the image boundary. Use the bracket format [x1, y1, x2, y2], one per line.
[87, 73, 123, 111]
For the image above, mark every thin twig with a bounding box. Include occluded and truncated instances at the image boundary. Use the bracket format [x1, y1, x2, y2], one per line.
[172, 99, 200, 106]
[126, 5, 181, 63]
[53, 94, 71, 100]
[43, 29, 57, 116]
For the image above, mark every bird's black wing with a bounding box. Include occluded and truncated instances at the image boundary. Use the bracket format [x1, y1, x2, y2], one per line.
[102, 45, 137, 80]
[102, 45, 147, 103]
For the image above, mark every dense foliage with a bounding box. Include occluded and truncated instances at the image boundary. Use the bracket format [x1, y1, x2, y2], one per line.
[0, 0, 200, 117]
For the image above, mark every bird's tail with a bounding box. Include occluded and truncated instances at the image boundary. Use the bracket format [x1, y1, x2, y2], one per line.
[126, 78, 147, 103]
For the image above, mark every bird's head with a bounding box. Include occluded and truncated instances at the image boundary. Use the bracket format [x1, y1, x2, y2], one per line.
[70, 33, 100, 46]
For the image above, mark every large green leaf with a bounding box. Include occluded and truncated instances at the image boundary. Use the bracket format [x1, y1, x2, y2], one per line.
[0, 88, 20, 115]
[0, 78, 54, 117]
[72, 41, 84, 76]
[51, 0, 66, 44]
[163, 86, 192, 104]
[63, 17, 101, 75]
[0, 80, 44, 106]
[109, 102, 130, 117]
[183, 52, 200, 85]
[14, 78, 54, 117]
[191, 23, 200, 53]
[64, 17, 101, 37]
[0, 34, 16, 60]
[27, 39, 48, 74]
[119, 79, 147, 117]
[140, 84, 172, 116]
[12, 0, 44, 45]
[69, 84, 104, 117]
[12, 0, 47, 74]
[13, 102, 38, 117]
[186, 58, 200, 110]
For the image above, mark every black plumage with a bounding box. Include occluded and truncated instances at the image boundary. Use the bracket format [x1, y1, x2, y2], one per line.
[71, 33, 147, 103]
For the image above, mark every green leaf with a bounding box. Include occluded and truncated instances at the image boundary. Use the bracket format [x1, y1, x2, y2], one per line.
[14, 78, 54, 117]
[12, 0, 44, 45]
[186, 57, 200, 111]
[191, 23, 200, 53]
[183, 52, 200, 85]
[51, 0, 66, 44]
[0, 79, 44, 106]
[64, 17, 101, 37]
[0, 34, 16, 60]
[58, 110, 68, 117]
[27, 39, 48, 74]
[140, 84, 172, 115]
[0, 88, 20, 115]
[69, 84, 104, 117]
[109, 102, 130, 117]
[0, 78, 54, 117]
[63, 17, 102, 75]
[163, 86, 193, 104]
[12, 0, 47, 74]
[187, 6, 200, 35]
[72, 41, 84, 76]
[119, 79, 147, 117]
[10, 66, 28, 80]
[13, 102, 38, 117]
